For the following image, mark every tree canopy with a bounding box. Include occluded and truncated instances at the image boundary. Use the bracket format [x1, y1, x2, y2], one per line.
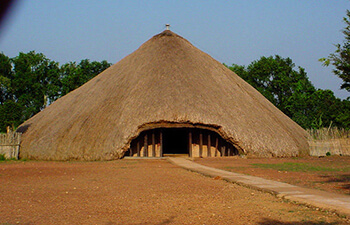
[228, 55, 350, 129]
[60, 59, 111, 96]
[320, 9, 350, 92]
[0, 51, 111, 132]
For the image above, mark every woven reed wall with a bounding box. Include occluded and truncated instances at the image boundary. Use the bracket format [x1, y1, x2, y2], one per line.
[0, 132, 21, 159]
[308, 128, 350, 156]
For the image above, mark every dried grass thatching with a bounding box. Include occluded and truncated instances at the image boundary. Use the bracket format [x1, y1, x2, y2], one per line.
[307, 128, 350, 156]
[17, 30, 309, 160]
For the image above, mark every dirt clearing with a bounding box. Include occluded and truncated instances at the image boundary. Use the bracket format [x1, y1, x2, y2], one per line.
[1, 159, 348, 224]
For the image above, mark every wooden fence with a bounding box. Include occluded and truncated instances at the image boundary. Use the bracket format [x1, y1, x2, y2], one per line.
[0, 132, 21, 159]
[307, 128, 350, 156]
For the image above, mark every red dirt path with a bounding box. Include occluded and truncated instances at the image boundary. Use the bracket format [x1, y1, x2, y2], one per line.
[0, 159, 349, 224]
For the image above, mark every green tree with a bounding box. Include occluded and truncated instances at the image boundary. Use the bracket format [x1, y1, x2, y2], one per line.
[335, 99, 350, 128]
[0, 51, 112, 132]
[0, 100, 24, 131]
[0, 52, 12, 104]
[284, 79, 316, 128]
[228, 55, 315, 114]
[228, 55, 350, 129]
[11, 51, 61, 119]
[60, 59, 111, 96]
[307, 90, 341, 129]
[320, 9, 350, 92]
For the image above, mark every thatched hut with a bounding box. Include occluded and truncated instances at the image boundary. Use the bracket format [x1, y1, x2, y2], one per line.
[17, 30, 309, 160]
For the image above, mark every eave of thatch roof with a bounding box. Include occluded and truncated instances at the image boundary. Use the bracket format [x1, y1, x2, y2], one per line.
[17, 30, 309, 160]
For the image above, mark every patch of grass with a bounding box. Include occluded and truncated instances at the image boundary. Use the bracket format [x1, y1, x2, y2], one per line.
[0, 154, 18, 162]
[0, 154, 6, 161]
[222, 166, 248, 171]
[0, 154, 23, 162]
[251, 162, 350, 172]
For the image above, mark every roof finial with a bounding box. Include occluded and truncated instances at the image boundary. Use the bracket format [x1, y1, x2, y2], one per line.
[165, 24, 170, 30]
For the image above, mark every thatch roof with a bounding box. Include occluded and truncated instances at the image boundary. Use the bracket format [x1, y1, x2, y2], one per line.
[18, 30, 309, 160]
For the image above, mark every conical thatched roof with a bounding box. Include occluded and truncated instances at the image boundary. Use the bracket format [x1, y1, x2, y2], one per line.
[18, 30, 309, 160]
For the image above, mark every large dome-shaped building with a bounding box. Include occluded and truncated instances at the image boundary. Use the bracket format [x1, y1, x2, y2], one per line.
[17, 30, 309, 160]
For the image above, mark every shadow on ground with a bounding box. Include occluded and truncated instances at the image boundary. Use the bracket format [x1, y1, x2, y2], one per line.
[105, 216, 175, 225]
[320, 174, 350, 194]
[258, 218, 340, 225]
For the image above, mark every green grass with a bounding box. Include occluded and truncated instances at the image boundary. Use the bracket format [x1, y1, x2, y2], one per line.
[251, 162, 350, 172]
[0, 154, 23, 162]
[0, 154, 6, 161]
[222, 166, 248, 171]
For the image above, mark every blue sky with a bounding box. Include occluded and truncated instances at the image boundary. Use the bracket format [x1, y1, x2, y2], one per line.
[0, 0, 349, 99]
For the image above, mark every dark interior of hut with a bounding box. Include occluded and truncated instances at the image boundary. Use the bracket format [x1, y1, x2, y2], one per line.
[163, 128, 188, 154]
[126, 127, 238, 158]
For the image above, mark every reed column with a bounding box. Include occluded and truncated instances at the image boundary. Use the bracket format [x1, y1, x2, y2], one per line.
[160, 130, 163, 157]
[152, 131, 155, 157]
[215, 137, 218, 157]
[189, 130, 192, 157]
[137, 140, 140, 157]
[199, 131, 203, 157]
[207, 134, 211, 157]
[144, 134, 148, 157]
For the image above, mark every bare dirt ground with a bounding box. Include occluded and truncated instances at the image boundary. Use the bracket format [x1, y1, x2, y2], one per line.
[1, 159, 349, 225]
[195, 156, 350, 196]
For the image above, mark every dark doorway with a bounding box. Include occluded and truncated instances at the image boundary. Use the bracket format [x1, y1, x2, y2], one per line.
[163, 128, 188, 154]
[127, 127, 239, 157]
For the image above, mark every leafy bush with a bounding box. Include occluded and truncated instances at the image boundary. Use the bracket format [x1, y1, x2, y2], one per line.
[0, 154, 6, 161]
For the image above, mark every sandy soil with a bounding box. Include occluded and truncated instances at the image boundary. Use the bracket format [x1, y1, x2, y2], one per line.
[0, 159, 349, 225]
[195, 156, 350, 196]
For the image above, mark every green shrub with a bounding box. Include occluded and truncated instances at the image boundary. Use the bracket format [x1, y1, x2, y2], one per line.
[0, 154, 6, 161]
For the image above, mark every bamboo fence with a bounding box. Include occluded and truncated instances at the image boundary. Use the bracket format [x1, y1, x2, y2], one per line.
[307, 128, 350, 156]
[0, 132, 21, 159]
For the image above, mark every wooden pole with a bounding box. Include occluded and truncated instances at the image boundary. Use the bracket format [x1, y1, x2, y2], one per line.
[160, 130, 163, 157]
[129, 147, 132, 157]
[137, 139, 140, 157]
[228, 145, 231, 156]
[215, 137, 218, 157]
[199, 131, 203, 157]
[221, 144, 226, 157]
[152, 131, 155, 157]
[189, 130, 192, 157]
[207, 134, 211, 157]
[144, 134, 148, 157]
